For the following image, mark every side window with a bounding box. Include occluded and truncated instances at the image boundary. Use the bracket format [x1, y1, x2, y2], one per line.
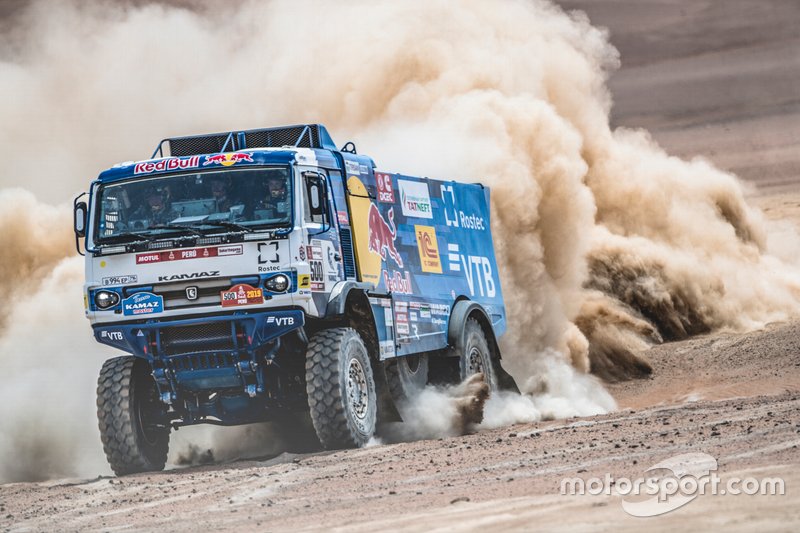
[303, 171, 329, 225]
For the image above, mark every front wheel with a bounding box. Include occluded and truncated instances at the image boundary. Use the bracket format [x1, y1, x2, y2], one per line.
[305, 328, 377, 448]
[97, 356, 170, 476]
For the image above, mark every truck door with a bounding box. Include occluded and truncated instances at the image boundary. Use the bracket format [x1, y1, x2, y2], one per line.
[301, 169, 344, 315]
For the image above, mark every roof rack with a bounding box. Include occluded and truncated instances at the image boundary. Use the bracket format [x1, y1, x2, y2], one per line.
[150, 124, 338, 159]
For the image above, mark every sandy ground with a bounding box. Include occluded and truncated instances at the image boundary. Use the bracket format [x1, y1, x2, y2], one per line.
[3, 0, 800, 531]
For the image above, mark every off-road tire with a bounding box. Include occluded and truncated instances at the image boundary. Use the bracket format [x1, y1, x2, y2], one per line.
[97, 356, 170, 475]
[305, 328, 377, 448]
[384, 353, 429, 417]
[458, 318, 498, 390]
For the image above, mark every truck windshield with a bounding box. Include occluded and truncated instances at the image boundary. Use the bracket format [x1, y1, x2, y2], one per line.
[93, 167, 292, 242]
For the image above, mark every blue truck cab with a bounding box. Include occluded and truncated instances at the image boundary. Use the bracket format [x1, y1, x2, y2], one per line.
[73, 124, 514, 475]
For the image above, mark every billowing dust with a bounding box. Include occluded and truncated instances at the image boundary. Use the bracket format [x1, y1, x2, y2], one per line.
[1, 0, 799, 482]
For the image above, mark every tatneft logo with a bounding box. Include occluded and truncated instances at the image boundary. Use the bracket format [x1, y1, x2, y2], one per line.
[560, 453, 785, 517]
[398, 179, 433, 219]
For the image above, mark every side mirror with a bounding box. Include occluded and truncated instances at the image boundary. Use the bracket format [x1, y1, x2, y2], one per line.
[74, 201, 87, 237]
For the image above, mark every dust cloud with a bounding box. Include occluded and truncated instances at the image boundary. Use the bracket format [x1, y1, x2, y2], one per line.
[2, 0, 800, 481]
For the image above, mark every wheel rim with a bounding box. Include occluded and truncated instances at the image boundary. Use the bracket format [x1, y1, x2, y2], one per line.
[135, 376, 162, 447]
[467, 346, 484, 375]
[346, 358, 370, 421]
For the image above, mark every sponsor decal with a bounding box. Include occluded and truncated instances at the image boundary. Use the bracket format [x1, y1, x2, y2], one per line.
[310, 260, 324, 291]
[134, 156, 200, 175]
[266, 315, 295, 326]
[337, 210, 350, 226]
[257, 242, 280, 272]
[122, 292, 163, 316]
[203, 152, 254, 167]
[431, 303, 450, 316]
[102, 275, 138, 286]
[298, 245, 306, 261]
[136, 245, 242, 264]
[376, 172, 395, 203]
[298, 274, 311, 289]
[440, 184, 486, 230]
[220, 284, 263, 307]
[447, 243, 461, 272]
[431, 317, 447, 326]
[396, 322, 410, 335]
[368, 204, 403, 268]
[447, 243, 496, 297]
[414, 225, 442, 273]
[158, 271, 219, 282]
[99, 330, 124, 341]
[383, 270, 413, 294]
[185, 286, 198, 300]
[379, 340, 396, 359]
[398, 179, 433, 219]
[307, 244, 323, 261]
[344, 160, 361, 175]
[410, 311, 418, 322]
[420, 309, 431, 319]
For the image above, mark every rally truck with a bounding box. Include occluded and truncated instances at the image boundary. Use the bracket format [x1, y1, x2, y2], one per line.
[73, 124, 515, 475]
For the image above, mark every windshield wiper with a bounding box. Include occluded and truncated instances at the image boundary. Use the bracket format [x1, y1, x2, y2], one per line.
[199, 221, 254, 233]
[148, 224, 204, 236]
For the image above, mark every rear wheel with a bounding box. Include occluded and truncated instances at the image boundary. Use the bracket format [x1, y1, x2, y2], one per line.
[97, 356, 170, 475]
[458, 318, 497, 390]
[384, 353, 429, 417]
[305, 328, 377, 448]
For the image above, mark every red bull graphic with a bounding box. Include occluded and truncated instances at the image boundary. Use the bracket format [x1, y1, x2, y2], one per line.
[134, 156, 200, 175]
[203, 152, 254, 167]
[368, 203, 403, 268]
[383, 270, 413, 294]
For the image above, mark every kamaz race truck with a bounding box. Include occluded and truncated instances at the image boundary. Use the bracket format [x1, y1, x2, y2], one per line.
[73, 124, 515, 475]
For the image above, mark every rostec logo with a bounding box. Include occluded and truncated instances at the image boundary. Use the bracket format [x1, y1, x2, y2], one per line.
[368, 204, 404, 268]
[414, 225, 442, 273]
[267, 316, 295, 326]
[398, 179, 433, 219]
[134, 156, 200, 175]
[441, 184, 486, 230]
[376, 172, 395, 203]
[203, 152, 254, 167]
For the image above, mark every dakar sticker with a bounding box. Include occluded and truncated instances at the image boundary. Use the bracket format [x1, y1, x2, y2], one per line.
[122, 292, 163, 316]
[220, 284, 263, 307]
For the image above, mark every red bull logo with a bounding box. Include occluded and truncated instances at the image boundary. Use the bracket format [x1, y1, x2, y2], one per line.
[368, 204, 403, 268]
[203, 152, 254, 167]
[134, 156, 200, 175]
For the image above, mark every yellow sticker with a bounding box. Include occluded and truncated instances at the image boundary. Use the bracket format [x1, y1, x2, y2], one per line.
[415, 225, 442, 273]
[100, 261, 107, 268]
[298, 274, 311, 289]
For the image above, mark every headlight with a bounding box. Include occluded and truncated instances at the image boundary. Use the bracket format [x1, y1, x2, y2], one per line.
[265, 274, 290, 293]
[94, 290, 120, 310]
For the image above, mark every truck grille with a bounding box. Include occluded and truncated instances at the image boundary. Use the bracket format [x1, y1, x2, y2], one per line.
[126, 278, 233, 310]
[339, 228, 356, 279]
[160, 321, 236, 356]
[166, 352, 238, 372]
